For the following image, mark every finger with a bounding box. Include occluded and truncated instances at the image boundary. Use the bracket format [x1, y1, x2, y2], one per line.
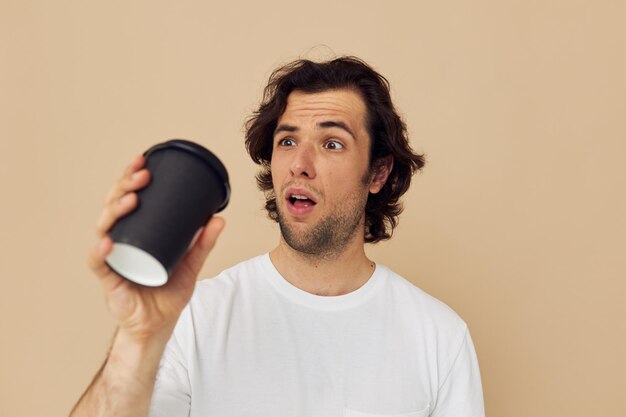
[187, 226, 205, 251]
[122, 154, 146, 179]
[88, 236, 114, 278]
[88, 236, 129, 295]
[103, 152, 148, 207]
[197, 216, 226, 252]
[104, 168, 151, 206]
[96, 192, 139, 237]
[178, 216, 225, 277]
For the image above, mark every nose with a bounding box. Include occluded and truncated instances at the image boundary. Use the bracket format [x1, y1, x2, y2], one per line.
[290, 144, 316, 179]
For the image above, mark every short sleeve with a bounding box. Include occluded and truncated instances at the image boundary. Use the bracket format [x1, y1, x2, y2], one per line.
[430, 328, 485, 417]
[148, 325, 192, 417]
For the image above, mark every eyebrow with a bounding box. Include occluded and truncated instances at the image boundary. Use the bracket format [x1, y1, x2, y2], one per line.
[273, 121, 356, 140]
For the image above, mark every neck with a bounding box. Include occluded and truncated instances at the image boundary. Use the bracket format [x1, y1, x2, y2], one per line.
[269, 236, 376, 296]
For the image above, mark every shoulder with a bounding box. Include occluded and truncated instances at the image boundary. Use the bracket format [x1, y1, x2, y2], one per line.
[170, 255, 269, 344]
[177, 254, 266, 316]
[378, 264, 468, 335]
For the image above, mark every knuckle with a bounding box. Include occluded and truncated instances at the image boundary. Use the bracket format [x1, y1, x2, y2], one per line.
[123, 175, 134, 188]
[103, 191, 114, 206]
[87, 251, 99, 271]
[97, 210, 114, 233]
[96, 222, 109, 237]
[95, 214, 105, 231]
[104, 184, 122, 205]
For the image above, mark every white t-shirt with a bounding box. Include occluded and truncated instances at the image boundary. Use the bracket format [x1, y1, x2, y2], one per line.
[149, 254, 484, 417]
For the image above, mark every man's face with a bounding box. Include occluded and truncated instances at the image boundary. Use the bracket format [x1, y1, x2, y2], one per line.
[270, 89, 384, 257]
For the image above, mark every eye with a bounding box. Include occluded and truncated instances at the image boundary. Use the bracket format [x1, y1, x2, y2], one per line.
[277, 137, 296, 147]
[323, 140, 344, 150]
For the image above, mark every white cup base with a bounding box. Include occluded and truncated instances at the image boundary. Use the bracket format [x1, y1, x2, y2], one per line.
[106, 243, 168, 287]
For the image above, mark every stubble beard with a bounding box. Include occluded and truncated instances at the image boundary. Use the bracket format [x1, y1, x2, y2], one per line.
[276, 177, 371, 259]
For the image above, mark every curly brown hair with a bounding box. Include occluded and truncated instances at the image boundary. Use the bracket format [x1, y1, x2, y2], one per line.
[245, 56, 425, 243]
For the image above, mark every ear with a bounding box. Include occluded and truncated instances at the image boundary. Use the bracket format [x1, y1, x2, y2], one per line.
[369, 156, 394, 194]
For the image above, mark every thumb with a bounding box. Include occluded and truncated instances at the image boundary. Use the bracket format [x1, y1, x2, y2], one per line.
[181, 216, 225, 276]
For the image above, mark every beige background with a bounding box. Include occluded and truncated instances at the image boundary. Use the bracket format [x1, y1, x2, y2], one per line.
[1, 1, 625, 416]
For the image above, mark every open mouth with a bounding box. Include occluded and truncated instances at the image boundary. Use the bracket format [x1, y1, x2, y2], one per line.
[288, 194, 317, 208]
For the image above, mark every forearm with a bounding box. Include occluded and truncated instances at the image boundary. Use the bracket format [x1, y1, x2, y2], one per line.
[69, 328, 172, 417]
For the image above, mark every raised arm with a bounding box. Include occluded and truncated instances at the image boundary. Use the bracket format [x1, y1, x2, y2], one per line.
[69, 155, 224, 417]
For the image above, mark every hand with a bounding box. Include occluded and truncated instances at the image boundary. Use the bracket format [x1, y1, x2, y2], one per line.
[88, 154, 225, 342]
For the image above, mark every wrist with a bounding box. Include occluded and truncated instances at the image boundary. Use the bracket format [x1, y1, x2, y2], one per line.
[106, 326, 173, 388]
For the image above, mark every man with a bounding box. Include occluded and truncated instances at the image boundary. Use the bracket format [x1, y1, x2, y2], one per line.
[70, 57, 484, 417]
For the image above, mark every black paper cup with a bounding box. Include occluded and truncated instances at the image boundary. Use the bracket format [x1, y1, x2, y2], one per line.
[106, 139, 230, 287]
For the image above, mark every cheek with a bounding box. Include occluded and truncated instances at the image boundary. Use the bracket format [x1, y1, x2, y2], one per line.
[324, 165, 365, 195]
[270, 158, 284, 181]
[270, 149, 292, 170]
[270, 157, 292, 196]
